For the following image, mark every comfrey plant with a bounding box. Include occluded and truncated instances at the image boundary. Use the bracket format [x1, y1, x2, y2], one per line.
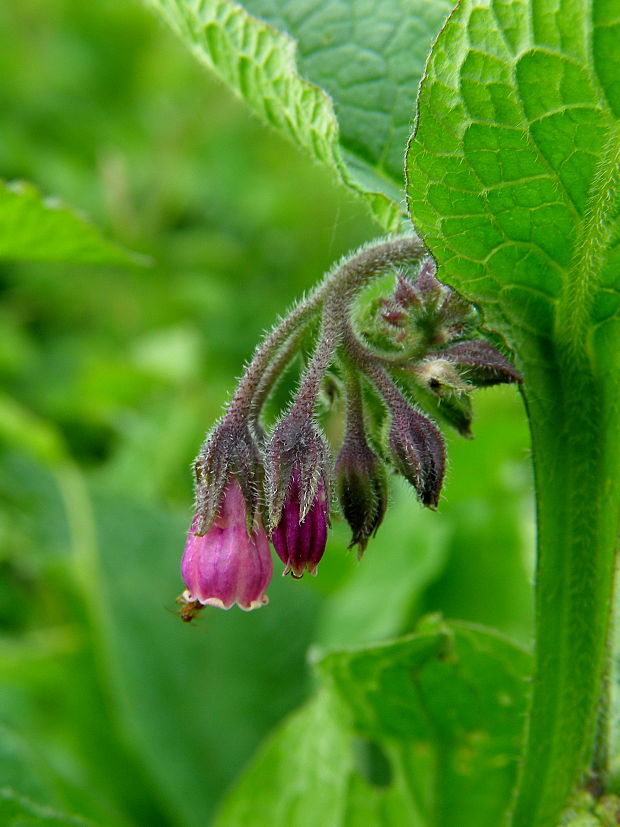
[177, 235, 520, 615]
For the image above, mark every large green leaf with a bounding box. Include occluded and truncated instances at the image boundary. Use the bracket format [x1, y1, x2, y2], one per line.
[144, 0, 454, 231]
[406, 0, 619, 352]
[216, 620, 530, 826]
[0, 181, 145, 265]
[407, 1, 620, 824]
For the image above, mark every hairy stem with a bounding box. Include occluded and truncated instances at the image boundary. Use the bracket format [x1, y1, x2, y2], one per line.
[227, 233, 424, 423]
[291, 297, 344, 418]
[510, 340, 620, 826]
[341, 361, 366, 441]
[227, 296, 322, 421]
[288, 234, 426, 417]
[248, 327, 309, 433]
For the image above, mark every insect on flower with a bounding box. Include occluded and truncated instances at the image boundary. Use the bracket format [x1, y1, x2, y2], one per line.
[175, 590, 206, 624]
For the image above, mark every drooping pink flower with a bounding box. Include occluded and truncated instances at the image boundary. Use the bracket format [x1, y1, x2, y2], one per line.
[272, 470, 329, 578]
[181, 478, 272, 611]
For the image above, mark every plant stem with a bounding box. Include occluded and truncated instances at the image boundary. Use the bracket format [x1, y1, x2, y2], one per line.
[228, 233, 424, 421]
[510, 340, 620, 826]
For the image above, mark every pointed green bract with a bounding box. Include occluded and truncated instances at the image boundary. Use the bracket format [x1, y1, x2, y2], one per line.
[145, 0, 454, 231]
[215, 621, 530, 826]
[0, 181, 145, 265]
[407, 1, 620, 825]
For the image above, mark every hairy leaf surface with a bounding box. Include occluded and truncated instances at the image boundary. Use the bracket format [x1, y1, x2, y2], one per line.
[406, 0, 619, 361]
[145, 0, 454, 230]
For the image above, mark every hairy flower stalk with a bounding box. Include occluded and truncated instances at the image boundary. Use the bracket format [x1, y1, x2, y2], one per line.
[179, 235, 520, 612]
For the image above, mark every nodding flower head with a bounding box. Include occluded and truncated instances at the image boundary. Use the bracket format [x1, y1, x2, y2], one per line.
[335, 433, 388, 556]
[272, 470, 329, 578]
[178, 236, 523, 612]
[388, 404, 446, 508]
[181, 477, 272, 611]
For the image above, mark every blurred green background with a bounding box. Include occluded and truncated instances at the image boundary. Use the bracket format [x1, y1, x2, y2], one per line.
[0, 1, 534, 824]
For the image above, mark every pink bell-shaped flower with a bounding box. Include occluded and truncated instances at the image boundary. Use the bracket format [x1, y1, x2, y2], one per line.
[181, 478, 272, 611]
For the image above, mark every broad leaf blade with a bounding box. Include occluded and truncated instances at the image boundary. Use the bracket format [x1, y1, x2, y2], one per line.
[216, 621, 530, 826]
[406, 0, 619, 353]
[145, 0, 454, 231]
[406, 1, 620, 824]
[0, 181, 145, 265]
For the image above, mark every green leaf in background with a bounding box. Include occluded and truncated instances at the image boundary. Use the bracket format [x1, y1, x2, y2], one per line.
[144, 0, 454, 231]
[407, 0, 619, 823]
[0, 790, 95, 827]
[216, 620, 531, 827]
[0, 180, 145, 265]
[0, 725, 97, 827]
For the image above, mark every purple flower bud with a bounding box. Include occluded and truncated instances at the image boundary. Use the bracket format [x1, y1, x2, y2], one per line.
[380, 297, 408, 327]
[413, 257, 441, 297]
[271, 470, 329, 578]
[388, 405, 446, 508]
[393, 271, 422, 308]
[335, 436, 388, 556]
[430, 341, 522, 386]
[266, 415, 331, 530]
[181, 478, 272, 611]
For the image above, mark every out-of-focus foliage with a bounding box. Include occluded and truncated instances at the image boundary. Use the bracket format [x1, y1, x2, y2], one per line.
[0, 180, 143, 265]
[217, 620, 531, 827]
[0, 1, 532, 825]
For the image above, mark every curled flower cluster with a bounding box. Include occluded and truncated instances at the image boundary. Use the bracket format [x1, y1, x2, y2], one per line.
[178, 236, 521, 615]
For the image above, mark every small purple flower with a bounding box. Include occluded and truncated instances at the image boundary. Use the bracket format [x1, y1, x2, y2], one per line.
[181, 478, 272, 611]
[272, 470, 329, 578]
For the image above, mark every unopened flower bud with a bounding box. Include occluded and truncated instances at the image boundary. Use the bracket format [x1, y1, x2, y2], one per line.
[388, 405, 445, 508]
[181, 478, 272, 611]
[393, 271, 422, 308]
[413, 257, 442, 298]
[380, 297, 408, 327]
[271, 470, 329, 577]
[335, 435, 388, 555]
[431, 341, 522, 386]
